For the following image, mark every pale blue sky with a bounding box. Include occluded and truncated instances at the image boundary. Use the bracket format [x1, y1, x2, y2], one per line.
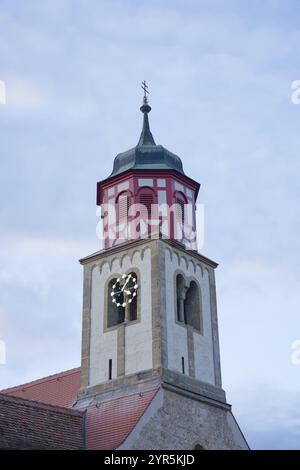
[0, 0, 300, 449]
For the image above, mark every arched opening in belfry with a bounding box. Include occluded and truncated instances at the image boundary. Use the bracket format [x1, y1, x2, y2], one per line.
[107, 272, 138, 328]
[107, 278, 125, 327]
[176, 275, 202, 333]
[127, 271, 138, 322]
[184, 281, 202, 332]
[176, 274, 186, 323]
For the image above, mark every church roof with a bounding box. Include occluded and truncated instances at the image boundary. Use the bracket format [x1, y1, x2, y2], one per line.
[1, 367, 80, 408]
[77, 378, 160, 450]
[1, 368, 160, 450]
[0, 393, 83, 450]
[110, 95, 184, 177]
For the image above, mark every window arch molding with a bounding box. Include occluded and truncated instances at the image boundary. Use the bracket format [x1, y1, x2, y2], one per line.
[172, 190, 188, 204]
[137, 186, 156, 196]
[115, 189, 134, 204]
[173, 269, 203, 334]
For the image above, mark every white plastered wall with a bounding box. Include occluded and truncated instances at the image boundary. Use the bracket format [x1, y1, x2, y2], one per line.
[164, 248, 215, 385]
[124, 249, 153, 375]
[89, 247, 153, 386]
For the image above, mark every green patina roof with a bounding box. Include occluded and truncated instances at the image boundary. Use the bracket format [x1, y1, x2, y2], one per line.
[110, 100, 184, 177]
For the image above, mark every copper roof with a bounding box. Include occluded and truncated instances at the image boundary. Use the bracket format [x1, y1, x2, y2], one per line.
[110, 99, 184, 178]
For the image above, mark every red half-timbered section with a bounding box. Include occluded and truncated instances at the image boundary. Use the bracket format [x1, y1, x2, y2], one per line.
[97, 169, 200, 250]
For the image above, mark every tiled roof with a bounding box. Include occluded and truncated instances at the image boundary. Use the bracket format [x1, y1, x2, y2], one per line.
[78, 380, 160, 450]
[1, 367, 80, 408]
[1, 369, 161, 449]
[0, 393, 83, 450]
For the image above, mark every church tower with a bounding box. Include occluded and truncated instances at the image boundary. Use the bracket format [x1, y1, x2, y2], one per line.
[76, 85, 248, 450]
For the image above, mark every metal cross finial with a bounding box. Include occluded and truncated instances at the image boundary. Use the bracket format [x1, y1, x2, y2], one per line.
[141, 80, 149, 103]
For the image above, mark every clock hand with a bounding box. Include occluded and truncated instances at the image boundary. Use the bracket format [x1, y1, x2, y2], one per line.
[121, 277, 129, 292]
[114, 289, 123, 295]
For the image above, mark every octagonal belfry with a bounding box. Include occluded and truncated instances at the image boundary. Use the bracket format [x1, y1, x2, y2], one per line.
[97, 93, 199, 250]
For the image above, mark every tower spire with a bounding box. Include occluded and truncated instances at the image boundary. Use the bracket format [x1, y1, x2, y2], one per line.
[138, 81, 156, 146]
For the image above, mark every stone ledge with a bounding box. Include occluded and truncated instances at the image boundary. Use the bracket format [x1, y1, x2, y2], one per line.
[162, 382, 231, 411]
[79, 238, 218, 269]
[78, 367, 161, 399]
[161, 368, 227, 405]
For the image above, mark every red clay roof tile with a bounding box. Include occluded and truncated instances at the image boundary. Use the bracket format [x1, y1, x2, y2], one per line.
[82, 383, 160, 449]
[0, 393, 83, 449]
[1, 367, 80, 408]
[1, 369, 161, 449]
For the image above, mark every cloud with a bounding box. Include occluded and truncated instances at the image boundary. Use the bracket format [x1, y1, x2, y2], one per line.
[6, 77, 47, 110]
[0, 235, 92, 258]
[229, 385, 300, 449]
[0, 80, 6, 104]
[228, 260, 275, 280]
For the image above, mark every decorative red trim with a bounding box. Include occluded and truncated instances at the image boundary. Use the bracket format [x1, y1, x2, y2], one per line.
[97, 169, 200, 204]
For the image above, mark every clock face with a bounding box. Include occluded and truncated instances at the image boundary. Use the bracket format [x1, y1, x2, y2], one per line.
[110, 273, 138, 308]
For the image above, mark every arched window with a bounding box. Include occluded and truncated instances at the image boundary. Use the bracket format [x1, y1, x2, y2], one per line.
[139, 188, 154, 216]
[127, 271, 138, 322]
[116, 191, 130, 222]
[194, 444, 205, 450]
[174, 191, 187, 241]
[116, 191, 131, 241]
[176, 274, 185, 323]
[138, 188, 155, 238]
[107, 272, 138, 328]
[184, 281, 202, 332]
[107, 278, 125, 327]
[176, 275, 202, 333]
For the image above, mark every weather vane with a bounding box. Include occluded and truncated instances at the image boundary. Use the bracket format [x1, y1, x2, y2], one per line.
[141, 80, 149, 104]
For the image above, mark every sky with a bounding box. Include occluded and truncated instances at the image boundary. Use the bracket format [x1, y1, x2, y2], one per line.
[0, 0, 300, 450]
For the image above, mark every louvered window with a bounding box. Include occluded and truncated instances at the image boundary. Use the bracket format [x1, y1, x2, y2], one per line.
[118, 194, 129, 221]
[139, 192, 154, 217]
[176, 197, 185, 226]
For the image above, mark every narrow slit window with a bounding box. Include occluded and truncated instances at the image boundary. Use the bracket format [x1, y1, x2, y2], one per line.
[181, 356, 185, 375]
[176, 274, 185, 323]
[108, 359, 112, 380]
